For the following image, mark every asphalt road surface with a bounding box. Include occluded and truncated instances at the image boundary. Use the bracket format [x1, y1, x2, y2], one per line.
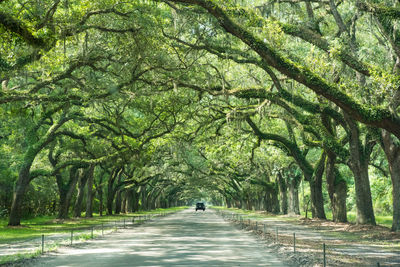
[27, 209, 290, 266]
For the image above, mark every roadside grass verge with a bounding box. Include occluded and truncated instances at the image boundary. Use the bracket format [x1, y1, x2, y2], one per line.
[0, 206, 187, 244]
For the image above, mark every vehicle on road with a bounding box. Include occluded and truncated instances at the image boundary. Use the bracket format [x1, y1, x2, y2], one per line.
[195, 202, 205, 211]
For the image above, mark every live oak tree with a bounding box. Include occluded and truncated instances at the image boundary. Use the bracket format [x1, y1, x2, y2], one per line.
[1, 0, 400, 232]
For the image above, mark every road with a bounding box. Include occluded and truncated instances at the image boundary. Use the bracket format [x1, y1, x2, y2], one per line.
[26, 209, 290, 266]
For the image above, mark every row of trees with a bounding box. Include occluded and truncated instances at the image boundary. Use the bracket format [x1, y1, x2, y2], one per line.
[0, 0, 399, 231]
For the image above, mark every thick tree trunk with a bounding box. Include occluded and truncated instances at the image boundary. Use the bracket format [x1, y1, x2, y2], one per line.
[106, 190, 114, 215]
[106, 169, 119, 215]
[348, 159, 375, 225]
[346, 115, 376, 225]
[389, 163, 400, 232]
[226, 197, 232, 208]
[57, 167, 80, 219]
[326, 153, 347, 222]
[381, 130, 400, 231]
[85, 165, 95, 218]
[115, 191, 122, 214]
[140, 186, 147, 210]
[288, 178, 300, 215]
[309, 153, 326, 219]
[98, 187, 103, 216]
[132, 189, 139, 212]
[74, 169, 89, 218]
[277, 172, 288, 214]
[8, 165, 31, 226]
[264, 184, 280, 213]
[8, 116, 68, 226]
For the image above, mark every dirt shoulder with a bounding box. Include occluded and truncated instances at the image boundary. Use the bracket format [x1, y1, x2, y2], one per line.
[218, 209, 400, 266]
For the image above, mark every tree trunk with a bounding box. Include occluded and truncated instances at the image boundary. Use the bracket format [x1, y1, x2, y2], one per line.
[326, 152, 347, 222]
[264, 183, 280, 213]
[381, 130, 400, 231]
[277, 172, 288, 214]
[74, 168, 91, 218]
[8, 164, 31, 226]
[115, 190, 122, 214]
[140, 186, 147, 210]
[346, 115, 376, 225]
[126, 190, 133, 213]
[8, 116, 69, 226]
[57, 167, 80, 219]
[288, 177, 300, 215]
[106, 169, 119, 215]
[309, 152, 326, 219]
[85, 165, 95, 218]
[98, 187, 103, 216]
[132, 188, 139, 212]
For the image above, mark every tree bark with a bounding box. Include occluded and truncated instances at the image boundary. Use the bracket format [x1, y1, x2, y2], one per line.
[288, 177, 300, 215]
[106, 168, 121, 215]
[346, 115, 376, 225]
[85, 165, 95, 218]
[115, 190, 122, 214]
[74, 169, 88, 218]
[57, 167, 80, 219]
[326, 152, 347, 222]
[8, 115, 69, 226]
[8, 164, 31, 226]
[309, 153, 326, 219]
[277, 172, 288, 214]
[98, 186, 103, 216]
[381, 130, 400, 231]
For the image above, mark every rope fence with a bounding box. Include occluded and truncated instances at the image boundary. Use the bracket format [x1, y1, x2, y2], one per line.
[1, 212, 173, 264]
[215, 209, 382, 267]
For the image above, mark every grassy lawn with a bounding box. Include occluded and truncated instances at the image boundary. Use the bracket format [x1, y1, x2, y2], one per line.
[0, 207, 187, 244]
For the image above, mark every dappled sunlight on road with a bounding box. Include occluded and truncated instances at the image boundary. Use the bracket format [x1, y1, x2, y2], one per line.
[29, 209, 290, 266]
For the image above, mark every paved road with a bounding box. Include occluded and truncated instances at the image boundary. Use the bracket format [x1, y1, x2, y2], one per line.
[27, 209, 290, 266]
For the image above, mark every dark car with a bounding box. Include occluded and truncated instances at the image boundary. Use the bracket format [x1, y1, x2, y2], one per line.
[195, 202, 205, 211]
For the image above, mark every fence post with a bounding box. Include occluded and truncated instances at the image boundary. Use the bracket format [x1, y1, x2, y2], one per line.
[71, 230, 73, 245]
[323, 243, 326, 267]
[41, 234, 44, 254]
[124, 219, 126, 228]
[276, 227, 278, 244]
[256, 221, 258, 231]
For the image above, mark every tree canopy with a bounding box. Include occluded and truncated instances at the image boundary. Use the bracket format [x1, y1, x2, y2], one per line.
[1, 0, 399, 231]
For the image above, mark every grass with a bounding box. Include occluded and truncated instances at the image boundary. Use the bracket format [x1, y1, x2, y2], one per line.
[0, 206, 187, 244]
[0, 249, 42, 265]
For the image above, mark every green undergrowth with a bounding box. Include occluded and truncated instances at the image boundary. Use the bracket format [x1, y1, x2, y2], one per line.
[0, 206, 187, 244]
